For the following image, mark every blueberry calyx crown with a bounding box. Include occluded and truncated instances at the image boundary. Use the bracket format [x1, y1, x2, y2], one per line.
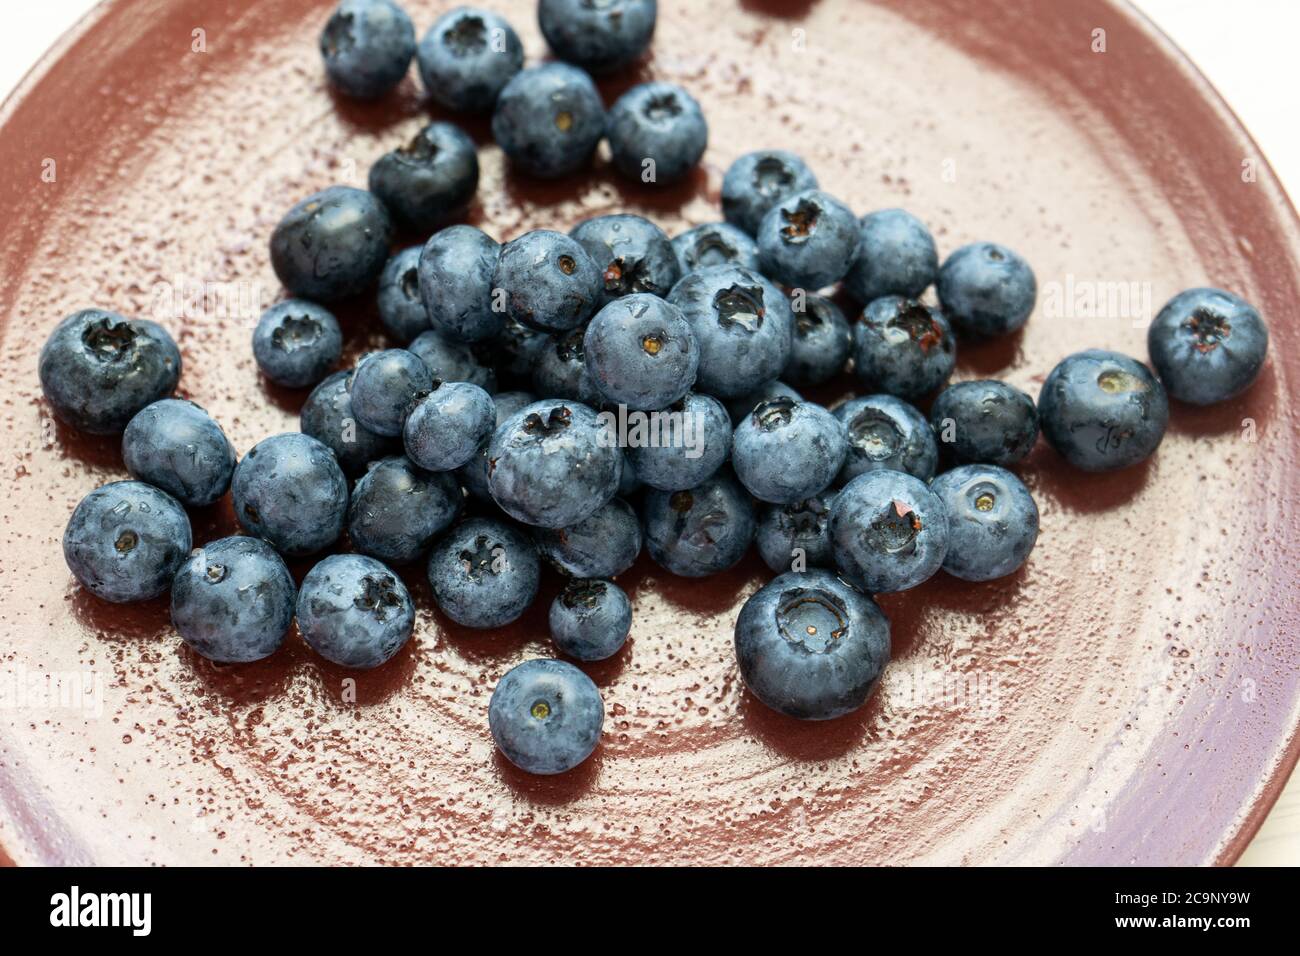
[775, 587, 848, 653]
[270, 313, 323, 353]
[444, 14, 488, 56]
[354, 572, 405, 621]
[1185, 307, 1230, 353]
[713, 284, 765, 332]
[561, 579, 608, 610]
[866, 499, 922, 554]
[889, 301, 944, 352]
[82, 316, 137, 362]
[752, 156, 794, 196]
[779, 198, 820, 244]
[753, 395, 796, 430]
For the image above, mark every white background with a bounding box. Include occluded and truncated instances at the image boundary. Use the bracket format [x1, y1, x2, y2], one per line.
[2, 0, 1296, 866]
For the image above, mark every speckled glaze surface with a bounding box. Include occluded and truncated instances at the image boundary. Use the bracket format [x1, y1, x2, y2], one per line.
[0, 0, 1297, 866]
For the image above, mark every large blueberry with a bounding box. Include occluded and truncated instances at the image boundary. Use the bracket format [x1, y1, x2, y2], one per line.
[732, 397, 847, 505]
[349, 348, 434, 437]
[252, 300, 343, 388]
[930, 464, 1038, 582]
[755, 490, 837, 574]
[171, 536, 295, 663]
[643, 471, 755, 577]
[584, 294, 698, 410]
[844, 208, 938, 305]
[270, 186, 393, 303]
[493, 230, 603, 332]
[403, 381, 496, 471]
[297, 554, 414, 668]
[531, 327, 604, 406]
[427, 517, 540, 628]
[418, 225, 502, 343]
[538, 0, 656, 74]
[570, 214, 681, 306]
[1147, 287, 1269, 405]
[756, 189, 860, 290]
[408, 329, 497, 392]
[347, 456, 462, 564]
[487, 400, 621, 528]
[929, 379, 1038, 467]
[852, 296, 956, 400]
[320, 0, 416, 99]
[1037, 350, 1169, 471]
[458, 389, 538, 501]
[489, 659, 603, 775]
[369, 121, 479, 234]
[491, 63, 604, 178]
[672, 222, 759, 277]
[784, 293, 852, 387]
[666, 265, 794, 399]
[549, 579, 633, 662]
[39, 309, 181, 435]
[626, 391, 731, 492]
[937, 242, 1037, 338]
[606, 82, 708, 185]
[377, 247, 430, 344]
[735, 569, 889, 721]
[833, 394, 937, 483]
[122, 399, 237, 507]
[232, 433, 348, 557]
[300, 370, 400, 477]
[63, 481, 192, 603]
[534, 497, 643, 578]
[417, 6, 523, 112]
[721, 150, 818, 236]
[829, 470, 948, 593]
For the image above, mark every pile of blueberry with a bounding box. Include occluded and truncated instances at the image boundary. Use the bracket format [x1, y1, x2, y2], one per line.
[42, 0, 1270, 778]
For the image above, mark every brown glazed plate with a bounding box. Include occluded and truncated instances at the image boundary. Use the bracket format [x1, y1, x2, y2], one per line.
[0, 0, 1297, 866]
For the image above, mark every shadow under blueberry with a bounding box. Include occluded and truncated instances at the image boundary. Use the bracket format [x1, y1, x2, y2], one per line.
[1025, 442, 1153, 516]
[739, 685, 876, 762]
[325, 78, 426, 136]
[70, 586, 172, 641]
[493, 746, 601, 805]
[177, 636, 301, 703]
[954, 325, 1026, 378]
[499, 156, 709, 226]
[651, 553, 766, 615]
[739, 0, 824, 20]
[1165, 362, 1276, 439]
[49, 416, 123, 471]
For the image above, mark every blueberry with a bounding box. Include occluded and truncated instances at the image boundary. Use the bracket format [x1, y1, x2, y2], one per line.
[252, 300, 343, 388]
[930, 464, 1038, 582]
[937, 242, 1037, 337]
[319, 0, 416, 99]
[122, 399, 237, 508]
[549, 579, 633, 661]
[427, 517, 540, 628]
[403, 381, 495, 471]
[417, 6, 523, 112]
[1037, 349, 1169, 471]
[672, 222, 760, 277]
[606, 82, 708, 185]
[784, 293, 852, 387]
[170, 536, 295, 663]
[666, 265, 794, 399]
[408, 329, 497, 392]
[347, 456, 462, 564]
[1147, 287, 1269, 405]
[63, 481, 191, 603]
[721, 150, 818, 236]
[732, 397, 847, 504]
[833, 394, 937, 482]
[496, 316, 551, 387]
[459, 390, 538, 500]
[929, 379, 1038, 467]
[829, 470, 949, 593]
[734, 569, 889, 721]
[369, 124, 478, 238]
[583, 294, 698, 410]
[725, 380, 803, 425]
[375, 247, 431, 344]
[418, 225, 502, 343]
[531, 327, 604, 406]
[755, 490, 837, 574]
[296, 553, 415, 668]
[626, 391, 731, 492]
[843, 208, 938, 305]
[643, 471, 755, 577]
[570, 214, 681, 305]
[349, 348, 434, 437]
[232, 433, 348, 557]
[535, 497, 643, 578]
[617, 452, 642, 497]
[491, 63, 604, 178]
[270, 186, 393, 303]
[756, 189, 860, 290]
[489, 658, 603, 775]
[300, 370, 400, 477]
[487, 400, 621, 528]
[39, 309, 181, 435]
[538, 0, 656, 74]
[493, 230, 603, 332]
[852, 296, 956, 400]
